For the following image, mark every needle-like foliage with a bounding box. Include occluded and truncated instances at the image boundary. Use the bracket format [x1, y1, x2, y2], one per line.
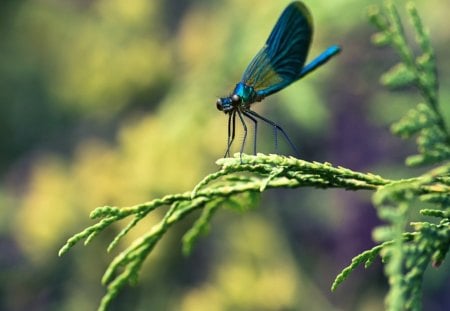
[59, 154, 391, 311]
[370, 1, 450, 167]
[59, 2, 449, 310]
[332, 2, 450, 311]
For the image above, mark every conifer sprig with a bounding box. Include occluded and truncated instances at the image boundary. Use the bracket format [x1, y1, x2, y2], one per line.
[332, 3, 450, 311]
[60, 154, 392, 311]
[369, 1, 450, 166]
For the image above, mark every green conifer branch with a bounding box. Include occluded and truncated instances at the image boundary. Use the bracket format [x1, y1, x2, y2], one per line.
[60, 154, 395, 310]
[331, 233, 416, 292]
[368, 1, 450, 166]
[59, 151, 450, 310]
[332, 162, 450, 309]
[332, 3, 450, 310]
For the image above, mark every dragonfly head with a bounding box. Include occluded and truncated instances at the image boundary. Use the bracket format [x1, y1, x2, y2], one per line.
[216, 94, 241, 113]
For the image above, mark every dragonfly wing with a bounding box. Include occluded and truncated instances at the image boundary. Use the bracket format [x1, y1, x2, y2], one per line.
[241, 2, 313, 98]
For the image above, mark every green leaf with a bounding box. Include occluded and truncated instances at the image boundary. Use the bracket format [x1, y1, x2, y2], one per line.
[371, 31, 391, 46]
[381, 62, 417, 88]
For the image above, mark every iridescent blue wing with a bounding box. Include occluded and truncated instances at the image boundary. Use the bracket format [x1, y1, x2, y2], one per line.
[241, 2, 312, 98]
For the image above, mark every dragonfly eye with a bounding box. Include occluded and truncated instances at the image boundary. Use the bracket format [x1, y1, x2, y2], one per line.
[231, 94, 240, 103]
[216, 98, 223, 111]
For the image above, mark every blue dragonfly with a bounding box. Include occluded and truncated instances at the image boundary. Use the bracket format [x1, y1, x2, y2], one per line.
[216, 1, 341, 157]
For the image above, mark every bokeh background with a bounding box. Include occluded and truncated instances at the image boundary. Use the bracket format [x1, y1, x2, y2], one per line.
[1, 0, 450, 310]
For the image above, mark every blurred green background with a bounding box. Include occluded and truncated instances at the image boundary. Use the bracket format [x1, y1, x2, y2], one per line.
[1, 0, 450, 310]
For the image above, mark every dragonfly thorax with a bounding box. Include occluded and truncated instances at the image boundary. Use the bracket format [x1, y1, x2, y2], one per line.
[233, 82, 257, 104]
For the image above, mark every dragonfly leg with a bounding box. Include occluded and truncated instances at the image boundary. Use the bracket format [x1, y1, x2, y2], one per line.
[242, 111, 258, 155]
[236, 109, 248, 162]
[224, 111, 237, 158]
[246, 110, 299, 157]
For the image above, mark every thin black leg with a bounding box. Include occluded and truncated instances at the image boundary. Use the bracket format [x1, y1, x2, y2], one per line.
[246, 110, 299, 157]
[236, 109, 247, 161]
[242, 111, 258, 155]
[224, 111, 237, 157]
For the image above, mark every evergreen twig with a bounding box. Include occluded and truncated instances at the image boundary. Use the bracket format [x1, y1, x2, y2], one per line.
[332, 3, 450, 310]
